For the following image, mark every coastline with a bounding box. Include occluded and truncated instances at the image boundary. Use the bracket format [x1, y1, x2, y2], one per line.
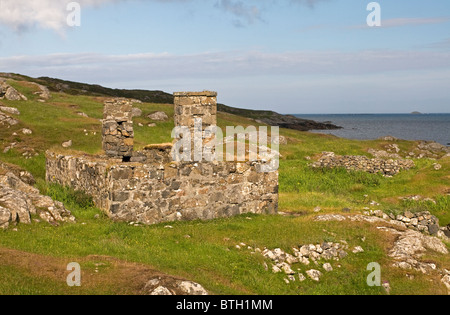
[294, 113, 450, 146]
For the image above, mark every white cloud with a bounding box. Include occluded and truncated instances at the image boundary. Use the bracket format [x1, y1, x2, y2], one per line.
[1, 49, 450, 82]
[0, 0, 120, 33]
[0, 0, 332, 33]
[1, 49, 449, 113]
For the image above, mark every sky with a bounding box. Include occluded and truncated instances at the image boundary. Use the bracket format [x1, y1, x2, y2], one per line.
[0, 0, 449, 114]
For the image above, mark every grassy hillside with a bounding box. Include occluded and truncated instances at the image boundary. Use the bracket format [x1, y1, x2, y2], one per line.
[1, 73, 340, 131]
[0, 77, 449, 295]
[0, 73, 173, 104]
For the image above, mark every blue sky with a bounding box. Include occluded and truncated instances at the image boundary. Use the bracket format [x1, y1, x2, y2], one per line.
[0, 0, 449, 113]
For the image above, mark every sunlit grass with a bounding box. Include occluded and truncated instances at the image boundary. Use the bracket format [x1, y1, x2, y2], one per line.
[0, 81, 448, 294]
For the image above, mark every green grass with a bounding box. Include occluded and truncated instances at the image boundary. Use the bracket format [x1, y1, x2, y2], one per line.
[0, 183, 448, 295]
[277, 131, 450, 225]
[0, 265, 70, 295]
[0, 186, 391, 295]
[0, 78, 449, 295]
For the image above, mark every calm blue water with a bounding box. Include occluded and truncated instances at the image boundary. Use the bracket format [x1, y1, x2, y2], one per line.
[294, 114, 450, 146]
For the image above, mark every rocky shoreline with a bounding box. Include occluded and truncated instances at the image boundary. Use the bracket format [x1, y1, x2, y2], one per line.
[217, 103, 342, 131]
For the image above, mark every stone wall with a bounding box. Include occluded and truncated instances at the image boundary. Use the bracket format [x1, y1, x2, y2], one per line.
[174, 91, 217, 130]
[46, 92, 279, 225]
[46, 152, 278, 225]
[311, 152, 415, 176]
[174, 91, 218, 161]
[102, 98, 134, 159]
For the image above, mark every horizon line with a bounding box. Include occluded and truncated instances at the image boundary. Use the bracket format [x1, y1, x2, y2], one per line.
[287, 112, 450, 115]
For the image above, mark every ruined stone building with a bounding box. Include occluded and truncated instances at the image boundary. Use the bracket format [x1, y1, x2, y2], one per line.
[46, 92, 278, 225]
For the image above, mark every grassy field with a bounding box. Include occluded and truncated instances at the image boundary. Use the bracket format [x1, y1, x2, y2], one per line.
[0, 79, 449, 295]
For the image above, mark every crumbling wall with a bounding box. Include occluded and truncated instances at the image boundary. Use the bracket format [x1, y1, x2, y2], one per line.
[311, 152, 415, 176]
[102, 98, 134, 159]
[46, 92, 279, 225]
[46, 152, 278, 225]
[45, 152, 111, 210]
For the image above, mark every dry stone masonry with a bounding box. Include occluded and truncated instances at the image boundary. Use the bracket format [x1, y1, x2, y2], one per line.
[174, 91, 217, 131]
[102, 98, 134, 160]
[173, 91, 218, 161]
[311, 152, 415, 176]
[46, 92, 279, 225]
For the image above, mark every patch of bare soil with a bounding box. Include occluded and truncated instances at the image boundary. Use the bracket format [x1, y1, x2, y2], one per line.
[0, 247, 202, 295]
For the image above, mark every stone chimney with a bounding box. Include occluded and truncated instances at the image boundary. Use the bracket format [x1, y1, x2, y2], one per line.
[102, 98, 134, 160]
[173, 92, 218, 161]
[174, 91, 217, 130]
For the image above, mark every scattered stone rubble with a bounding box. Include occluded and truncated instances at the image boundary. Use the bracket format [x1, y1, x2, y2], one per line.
[0, 111, 19, 127]
[377, 136, 450, 159]
[315, 212, 450, 294]
[416, 141, 450, 156]
[0, 105, 20, 127]
[362, 209, 449, 239]
[368, 147, 402, 160]
[234, 240, 363, 284]
[311, 152, 415, 176]
[0, 165, 75, 229]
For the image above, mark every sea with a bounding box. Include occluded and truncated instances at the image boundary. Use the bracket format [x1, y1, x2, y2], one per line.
[293, 113, 450, 146]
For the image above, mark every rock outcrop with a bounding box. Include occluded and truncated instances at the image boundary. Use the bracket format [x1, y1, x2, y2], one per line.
[378, 136, 449, 159]
[0, 106, 20, 115]
[417, 141, 450, 154]
[30, 82, 51, 101]
[0, 164, 75, 229]
[368, 209, 443, 236]
[0, 162, 35, 186]
[142, 277, 208, 295]
[147, 111, 169, 121]
[0, 111, 19, 126]
[0, 80, 27, 101]
[315, 212, 450, 294]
